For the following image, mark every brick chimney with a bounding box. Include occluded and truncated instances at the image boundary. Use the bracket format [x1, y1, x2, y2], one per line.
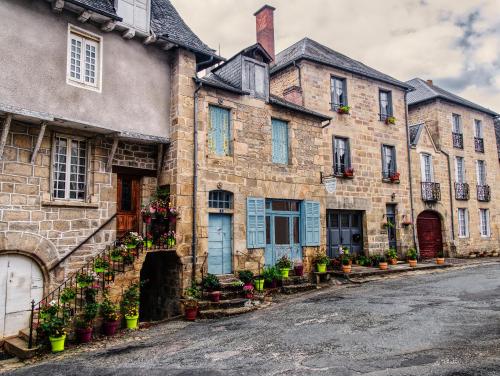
[427, 79, 433, 85]
[254, 5, 275, 61]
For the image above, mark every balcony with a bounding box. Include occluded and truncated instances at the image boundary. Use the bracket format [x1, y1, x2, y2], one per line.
[477, 185, 490, 202]
[421, 182, 441, 202]
[452, 132, 463, 149]
[454, 182, 469, 200]
[474, 137, 484, 153]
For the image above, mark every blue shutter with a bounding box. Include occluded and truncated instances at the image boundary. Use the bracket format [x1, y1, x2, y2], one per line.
[210, 106, 230, 156]
[247, 197, 266, 248]
[272, 119, 288, 164]
[301, 201, 320, 246]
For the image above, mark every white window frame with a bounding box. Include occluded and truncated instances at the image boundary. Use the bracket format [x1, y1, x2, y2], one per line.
[457, 208, 469, 238]
[115, 0, 151, 34]
[474, 119, 483, 138]
[452, 113, 462, 134]
[455, 156, 465, 183]
[420, 153, 434, 182]
[51, 134, 88, 201]
[479, 209, 490, 237]
[476, 160, 486, 185]
[67, 25, 103, 93]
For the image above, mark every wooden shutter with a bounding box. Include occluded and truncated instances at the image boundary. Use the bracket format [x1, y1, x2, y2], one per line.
[247, 197, 266, 248]
[301, 201, 320, 246]
[272, 119, 288, 164]
[209, 106, 230, 156]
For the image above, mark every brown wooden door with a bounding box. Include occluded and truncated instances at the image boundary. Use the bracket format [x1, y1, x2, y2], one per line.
[417, 211, 443, 259]
[117, 174, 141, 238]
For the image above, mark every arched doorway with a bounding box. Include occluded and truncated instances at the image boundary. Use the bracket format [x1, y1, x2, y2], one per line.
[417, 211, 443, 259]
[0, 254, 44, 338]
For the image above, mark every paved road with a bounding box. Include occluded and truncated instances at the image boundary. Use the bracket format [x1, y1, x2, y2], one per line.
[6, 264, 500, 376]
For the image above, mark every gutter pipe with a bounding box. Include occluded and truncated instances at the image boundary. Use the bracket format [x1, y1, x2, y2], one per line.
[404, 90, 418, 252]
[440, 149, 455, 243]
[192, 81, 202, 282]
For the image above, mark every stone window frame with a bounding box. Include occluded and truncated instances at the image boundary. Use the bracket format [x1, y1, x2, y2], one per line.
[381, 144, 397, 181]
[330, 75, 348, 110]
[378, 89, 393, 121]
[332, 135, 351, 176]
[457, 208, 469, 238]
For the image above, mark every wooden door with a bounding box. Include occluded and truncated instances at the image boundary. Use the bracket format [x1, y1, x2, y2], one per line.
[208, 214, 232, 275]
[417, 211, 443, 259]
[117, 174, 141, 238]
[326, 210, 363, 258]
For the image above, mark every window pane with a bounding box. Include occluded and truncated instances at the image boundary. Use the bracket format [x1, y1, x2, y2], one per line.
[266, 216, 271, 245]
[121, 179, 132, 211]
[341, 214, 349, 228]
[254, 64, 266, 97]
[208, 190, 233, 209]
[274, 216, 290, 245]
[293, 217, 300, 244]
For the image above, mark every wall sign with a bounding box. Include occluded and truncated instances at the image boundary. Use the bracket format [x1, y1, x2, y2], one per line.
[323, 177, 337, 194]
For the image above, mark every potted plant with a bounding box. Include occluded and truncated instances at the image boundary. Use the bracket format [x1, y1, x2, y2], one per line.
[341, 253, 351, 273]
[39, 301, 68, 353]
[76, 272, 95, 288]
[202, 274, 221, 302]
[121, 283, 140, 330]
[238, 270, 254, 288]
[343, 167, 354, 178]
[104, 270, 115, 282]
[436, 250, 445, 265]
[143, 233, 153, 249]
[75, 301, 99, 343]
[167, 230, 176, 248]
[356, 255, 369, 266]
[313, 251, 330, 273]
[386, 248, 398, 265]
[262, 266, 280, 288]
[60, 287, 76, 305]
[389, 172, 400, 183]
[407, 248, 418, 267]
[378, 255, 388, 270]
[254, 275, 265, 292]
[93, 256, 109, 273]
[122, 249, 135, 265]
[293, 260, 304, 277]
[110, 245, 125, 262]
[337, 105, 351, 115]
[124, 232, 143, 249]
[276, 255, 292, 278]
[369, 254, 380, 268]
[100, 294, 120, 336]
[141, 205, 154, 224]
[243, 284, 254, 299]
[168, 205, 179, 225]
[183, 285, 201, 321]
[385, 116, 396, 125]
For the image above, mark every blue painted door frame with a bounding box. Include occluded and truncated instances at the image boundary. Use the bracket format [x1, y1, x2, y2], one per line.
[265, 206, 301, 266]
[208, 214, 232, 275]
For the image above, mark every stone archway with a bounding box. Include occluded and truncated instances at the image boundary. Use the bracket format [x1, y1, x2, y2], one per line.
[416, 211, 443, 259]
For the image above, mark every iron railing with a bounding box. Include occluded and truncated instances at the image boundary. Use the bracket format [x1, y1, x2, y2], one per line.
[452, 132, 463, 149]
[477, 185, 490, 202]
[421, 182, 441, 202]
[474, 137, 484, 153]
[454, 182, 469, 200]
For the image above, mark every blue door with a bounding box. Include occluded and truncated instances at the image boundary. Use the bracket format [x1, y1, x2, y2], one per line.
[208, 214, 232, 275]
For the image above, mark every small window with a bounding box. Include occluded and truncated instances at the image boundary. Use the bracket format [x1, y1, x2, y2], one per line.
[243, 59, 268, 99]
[479, 209, 490, 237]
[474, 119, 483, 138]
[420, 153, 434, 182]
[452, 114, 462, 134]
[379, 90, 393, 120]
[67, 26, 101, 91]
[208, 190, 233, 209]
[331, 77, 347, 109]
[476, 160, 486, 185]
[116, 0, 150, 33]
[458, 208, 469, 238]
[272, 119, 288, 164]
[53, 135, 87, 200]
[381, 145, 397, 179]
[455, 156, 465, 183]
[333, 137, 350, 174]
[208, 106, 231, 156]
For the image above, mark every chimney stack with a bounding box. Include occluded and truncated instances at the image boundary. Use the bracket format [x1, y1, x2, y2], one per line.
[427, 79, 433, 85]
[254, 5, 275, 61]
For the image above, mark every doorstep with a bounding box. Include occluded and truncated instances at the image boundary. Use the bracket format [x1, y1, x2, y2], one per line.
[328, 262, 454, 279]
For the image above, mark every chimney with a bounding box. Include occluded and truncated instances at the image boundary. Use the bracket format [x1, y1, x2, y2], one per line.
[254, 5, 275, 61]
[427, 79, 433, 85]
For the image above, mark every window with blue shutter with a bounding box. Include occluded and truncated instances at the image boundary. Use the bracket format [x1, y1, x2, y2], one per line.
[301, 201, 320, 246]
[247, 197, 266, 248]
[272, 119, 288, 164]
[208, 105, 231, 156]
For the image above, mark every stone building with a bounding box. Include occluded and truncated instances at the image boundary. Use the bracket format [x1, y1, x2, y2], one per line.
[407, 78, 499, 257]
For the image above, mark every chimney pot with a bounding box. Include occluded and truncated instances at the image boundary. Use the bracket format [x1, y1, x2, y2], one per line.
[254, 4, 275, 61]
[427, 79, 433, 85]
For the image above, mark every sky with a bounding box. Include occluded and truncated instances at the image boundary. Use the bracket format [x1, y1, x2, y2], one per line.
[171, 0, 500, 113]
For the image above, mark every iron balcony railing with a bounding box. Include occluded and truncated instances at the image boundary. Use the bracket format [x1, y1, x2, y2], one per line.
[452, 132, 463, 149]
[421, 182, 441, 202]
[477, 184, 490, 202]
[474, 137, 484, 153]
[454, 182, 469, 200]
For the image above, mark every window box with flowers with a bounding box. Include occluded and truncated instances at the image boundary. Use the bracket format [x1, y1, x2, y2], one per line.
[389, 171, 400, 183]
[385, 116, 396, 125]
[342, 167, 355, 179]
[337, 105, 351, 115]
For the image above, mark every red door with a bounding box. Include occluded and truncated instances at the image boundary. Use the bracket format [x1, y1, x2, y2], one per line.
[416, 211, 443, 259]
[117, 174, 141, 238]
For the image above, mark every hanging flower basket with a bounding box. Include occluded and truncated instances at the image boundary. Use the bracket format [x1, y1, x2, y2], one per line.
[385, 116, 396, 125]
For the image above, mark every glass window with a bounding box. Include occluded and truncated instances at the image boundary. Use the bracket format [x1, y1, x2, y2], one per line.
[331, 77, 347, 108]
[266, 216, 271, 245]
[458, 208, 468, 238]
[274, 216, 290, 244]
[452, 114, 462, 134]
[208, 190, 233, 209]
[53, 136, 87, 200]
[293, 217, 300, 244]
[479, 209, 490, 237]
[208, 106, 231, 156]
[67, 28, 101, 90]
[271, 200, 299, 212]
[334, 137, 350, 174]
[272, 119, 289, 164]
[455, 157, 465, 183]
[421, 153, 433, 182]
[382, 145, 396, 178]
[379, 90, 392, 119]
[474, 119, 482, 138]
[476, 160, 486, 185]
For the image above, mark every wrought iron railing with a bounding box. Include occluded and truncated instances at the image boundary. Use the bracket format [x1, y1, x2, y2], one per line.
[477, 185, 490, 202]
[474, 137, 484, 153]
[421, 182, 441, 202]
[454, 182, 469, 200]
[452, 132, 463, 149]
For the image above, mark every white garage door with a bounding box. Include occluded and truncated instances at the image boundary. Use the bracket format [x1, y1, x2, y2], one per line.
[0, 255, 44, 338]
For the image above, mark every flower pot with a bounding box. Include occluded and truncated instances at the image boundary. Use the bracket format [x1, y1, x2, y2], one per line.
[245, 292, 254, 299]
[103, 320, 120, 336]
[110, 256, 123, 262]
[279, 268, 290, 278]
[144, 240, 153, 249]
[379, 262, 388, 270]
[390, 258, 398, 265]
[169, 216, 177, 225]
[126, 243, 137, 250]
[254, 278, 265, 291]
[125, 314, 139, 329]
[210, 291, 221, 302]
[105, 274, 114, 282]
[77, 282, 90, 289]
[76, 327, 93, 343]
[49, 335, 66, 353]
[167, 238, 176, 248]
[143, 216, 152, 225]
[316, 263, 327, 273]
[294, 264, 304, 276]
[342, 264, 351, 273]
[409, 259, 417, 267]
[436, 257, 445, 265]
[185, 307, 197, 321]
[94, 267, 106, 273]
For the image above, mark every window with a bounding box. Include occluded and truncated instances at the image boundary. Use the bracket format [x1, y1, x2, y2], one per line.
[381, 145, 397, 179]
[474, 119, 483, 138]
[455, 156, 465, 183]
[53, 135, 87, 200]
[208, 106, 231, 156]
[67, 26, 101, 91]
[379, 90, 393, 120]
[209, 190, 233, 209]
[116, 0, 150, 33]
[452, 114, 463, 149]
[333, 137, 350, 174]
[476, 160, 486, 185]
[452, 114, 462, 134]
[330, 77, 347, 109]
[479, 209, 490, 237]
[242, 59, 268, 99]
[420, 153, 434, 182]
[272, 119, 288, 164]
[457, 208, 469, 238]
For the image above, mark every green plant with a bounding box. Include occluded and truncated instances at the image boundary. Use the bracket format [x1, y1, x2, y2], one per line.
[340, 247, 350, 265]
[379, 255, 387, 263]
[100, 294, 120, 322]
[94, 256, 109, 270]
[385, 116, 396, 125]
[337, 105, 351, 114]
[238, 270, 254, 284]
[38, 301, 69, 338]
[202, 274, 221, 291]
[60, 287, 77, 304]
[356, 255, 369, 266]
[121, 283, 140, 317]
[407, 248, 418, 260]
[183, 284, 201, 309]
[386, 248, 397, 260]
[262, 266, 280, 283]
[76, 301, 99, 329]
[123, 232, 143, 246]
[313, 251, 330, 266]
[76, 272, 95, 286]
[437, 250, 444, 258]
[276, 255, 292, 270]
[110, 246, 125, 261]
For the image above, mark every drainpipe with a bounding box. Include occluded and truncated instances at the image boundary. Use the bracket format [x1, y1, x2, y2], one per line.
[192, 81, 202, 282]
[404, 90, 418, 252]
[440, 149, 455, 245]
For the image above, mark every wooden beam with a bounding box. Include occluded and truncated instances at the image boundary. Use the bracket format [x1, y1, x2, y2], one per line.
[0, 114, 12, 160]
[77, 10, 92, 23]
[106, 137, 119, 172]
[156, 144, 164, 179]
[101, 20, 116, 32]
[122, 29, 135, 39]
[51, 0, 64, 12]
[143, 34, 157, 45]
[31, 122, 47, 164]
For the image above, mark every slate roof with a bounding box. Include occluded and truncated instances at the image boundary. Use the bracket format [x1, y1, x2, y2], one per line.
[269, 95, 331, 121]
[407, 78, 498, 117]
[66, 0, 120, 19]
[196, 74, 248, 95]
[409, 123, 424, 146]
[271, 38, 412, 90]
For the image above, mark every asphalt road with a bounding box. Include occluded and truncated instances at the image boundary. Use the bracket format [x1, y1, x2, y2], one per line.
[6, 263, 500, 376]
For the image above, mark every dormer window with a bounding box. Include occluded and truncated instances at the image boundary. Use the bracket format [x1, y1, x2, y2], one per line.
[115, 0, 150, 33]
[242, 57, 268, 100]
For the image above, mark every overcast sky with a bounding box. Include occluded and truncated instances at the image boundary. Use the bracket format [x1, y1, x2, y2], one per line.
[171, 0, 499, 113]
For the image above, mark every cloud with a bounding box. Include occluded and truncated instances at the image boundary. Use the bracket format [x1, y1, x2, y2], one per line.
[171, 0, 500, 112]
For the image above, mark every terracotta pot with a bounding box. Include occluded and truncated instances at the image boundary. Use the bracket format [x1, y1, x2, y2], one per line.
[342, 264, 351, 273]
[210, 291, 221, 302]
[390, 258, 398, 265]
[379, 262, 388, 270]
[103, 320, 119, 336]
[185, 307, 197, 321]
[436, 258, 445, 265]
[409, 259, 417, 267]
[76, 327, 93, 343]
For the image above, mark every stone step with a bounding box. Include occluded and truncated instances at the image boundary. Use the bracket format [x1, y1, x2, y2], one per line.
[199, 305, 260, 319]
[281, 275, 310, 286]
[198, 298, 250, 310]
[3, 337, 38, 360]
[18, 328, 36, 343]
[281, 283, 317, 294]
